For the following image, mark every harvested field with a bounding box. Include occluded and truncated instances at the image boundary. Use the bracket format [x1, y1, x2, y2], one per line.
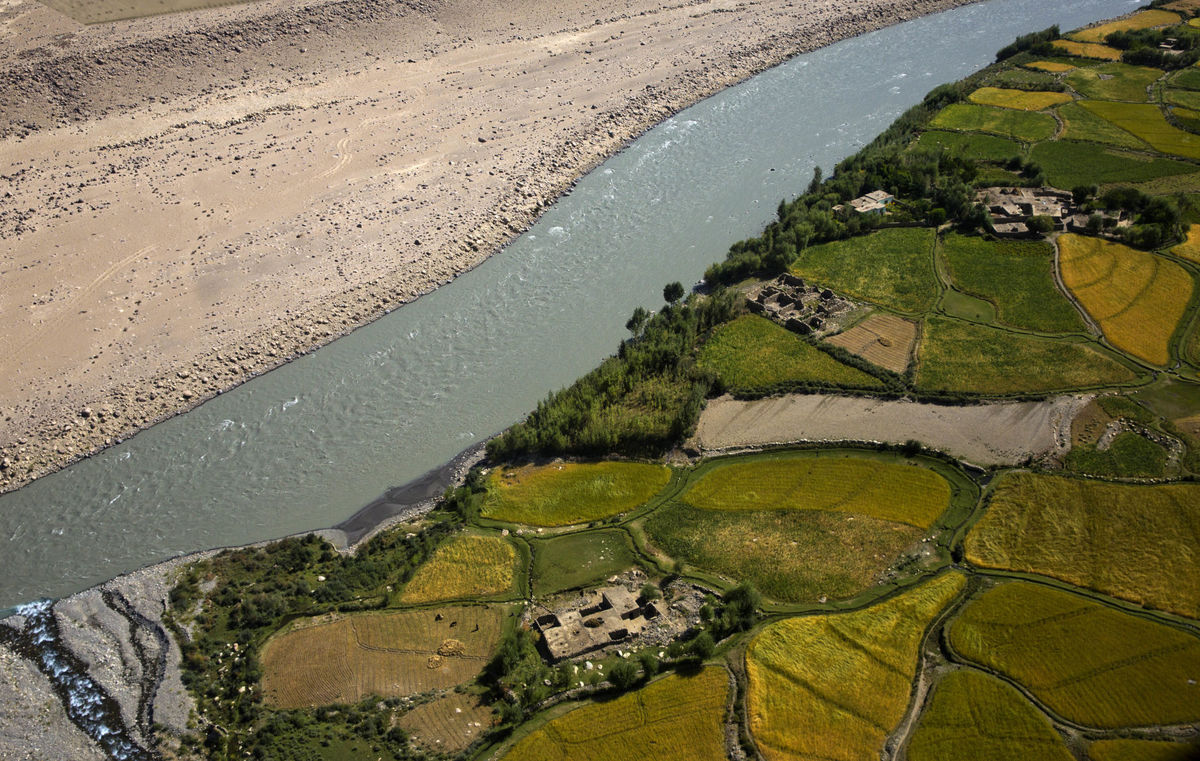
[824, 314, 917, 373]
[746, 573, 965, 761]
[261, 606, 507, 709]
[697, 315, 883, 392]
[531, 529, 638, 596]
[948, 581, 1200, 728]
[1066, 63, 1163, 102]
[643, 502, 922, 603]
[1091, 740, 1200, 761]
[691, 393, 1089, 466]
[967, 87, 1072, 111]
[481, 462, 671, 527]
[1057, 101, 1153, 149]
[500, 668, 729, 761]
[929, 103, 1059, 141]
[1030, 141, 1196, 189]
[680, 452, 951, 529]
[965, 472, 1200, 619]
[1027, 61, 1077, 73]
[791, 228, 939, 313]
[1059, 234, 1194, 366]
[39, 0, 263, 24]
[940, 234, 1087, 333]
[399, 534, 519, 604]
[907, 670, 1073, 761]
[1071, 10, 1181, 42]
[912, 130, 1023, 161]
[397, 692, 494, 754]
[916, 317, 1137, 394]
[1053, 40, 1123, 60]
[1079, 100, 1200, 158]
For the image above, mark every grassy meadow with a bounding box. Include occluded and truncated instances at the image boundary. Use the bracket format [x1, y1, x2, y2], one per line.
[948, 582, 1200, 728]
[906, 669, 1073, 761]
[790, 228, 939, 313]
[965, 472, 1200, 618]
[745, 573, 965, 761]
[697, 315, 883, 392]
[929, 103, 1059, 141]
[500, 668, 729, 761]
[399, 534, 519, 603]
[531, 529, 638, 596]
[481, 461, 670, 526]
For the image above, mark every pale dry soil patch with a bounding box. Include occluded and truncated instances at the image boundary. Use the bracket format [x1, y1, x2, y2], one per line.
[691, 393, 1092, 466]
[0, 0, 970, 493]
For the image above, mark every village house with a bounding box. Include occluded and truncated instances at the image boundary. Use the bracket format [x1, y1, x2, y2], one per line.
[535, 586, 663, 661]
[978, 186, 1076, 237]
[842, 189, 895, 215]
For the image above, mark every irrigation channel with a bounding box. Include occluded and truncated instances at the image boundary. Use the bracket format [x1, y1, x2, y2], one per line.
[0, 0, 1137, 610]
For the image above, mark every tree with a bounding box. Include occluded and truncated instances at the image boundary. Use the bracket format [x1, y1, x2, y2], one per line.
[689, 631, 715, 659]
[638, 651, 660, 679]
[624, 306, 649, 336]
[608, 660, 640, 690]
[663, 281, 686, 304]
[719, 583, 762, 634]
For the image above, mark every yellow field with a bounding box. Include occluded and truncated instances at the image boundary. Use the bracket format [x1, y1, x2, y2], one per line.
[746, 573, 965, 761]
[481, 461, 671, 526]
[1052, 40, 1123, 60]
[397, 692, 494, 753]
[261, 605, 505, 708]
[825, 313, 919, 373]
[681, 454, 951, 529]
[965, 472, 1200, 618]
[400, 534, 518, 604]
[967, 87, 1073, 111]
[948, 582, 1200, 728]
[1171, 227, 1200, 264]
[1026, 61, 1077, 73]
[1091, 739, 1200, 761]
[501, 668, 729, 761]
[1059, 234, 1193, 365]
[1071, 10, 1181, 42]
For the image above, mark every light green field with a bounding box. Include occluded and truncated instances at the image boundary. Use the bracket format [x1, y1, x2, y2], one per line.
[1171, 68, 1200, 91]
[746, 573, 965, 761]
[1079, 100, 1200, 159]
[1064, 430, 1170, 479]
[1057, 101, 1153, 149]
[1066, 63, 1163, 102]
[531, 529, 638, 596]
[791, 228, 939, 314]
[940, 234, 1087, 333]
[680, 453, 951, 529]
[501, 668, 730, 761]
[697, 315, 883, 392]
[907, 670, 1073, 761]
[913, 130, 1023, 161]
[643, 502, 922, 603]
[400, 534, 519, 603]
[1091, 740, 1200, 761]
[1167, 87, 1200, 112]
[965, 472, 1200, 618]
[1029, 141, 1196, 189]
[967, 87, 1073, 111]
[915, 317, 1137, 394]
[949, 581, 1200, 728]
[482, 461, 671, 526]
[930, 104, 1059, 141]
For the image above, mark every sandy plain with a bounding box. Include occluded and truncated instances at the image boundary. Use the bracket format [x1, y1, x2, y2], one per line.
[0, 0, 969, 493]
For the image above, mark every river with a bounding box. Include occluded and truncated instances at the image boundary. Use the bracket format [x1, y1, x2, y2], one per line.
[0, 0, 1137, 609]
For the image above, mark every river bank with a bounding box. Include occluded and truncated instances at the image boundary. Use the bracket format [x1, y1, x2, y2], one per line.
[0, 0, 975, 495]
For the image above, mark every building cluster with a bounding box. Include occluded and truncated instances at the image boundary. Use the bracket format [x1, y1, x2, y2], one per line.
[833, 189, 896, 216]
[535, 587, 663, 661]
[747, 273, 854, 336]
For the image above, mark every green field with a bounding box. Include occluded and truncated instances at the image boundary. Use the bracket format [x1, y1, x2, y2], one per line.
[915, 317, 1137, 394]
[907, 670, 1073, 761]
[643, 502, 922, 603]
[930, 103, 1059, 141]
[482, 461, 671, 526]
[500, 668, 730, 761]
[939, 289, 997, 322]
[1057, 101, 1153, 149]
[1171, 68, 1200, 91]
[940, 234, 1087, 333]
[697, 315, 883, 392]
[1064, 430, 1170, 478]
[981, 65, 1065, 90]
[791, 228, 939, 314]
[1091, 740, 1200, 761]
[400, 534, 519, 603]
[1066, 63, 1163, 102]
[531, 529, 639, 596]
[1167, 87, 1200, 112]
[746, 573, 965, 761]
[679, 453, 951, 528]
[1079, 100, 1200, 159]
[1029, 140, 1196, 189]
[913, 130, 1023, 161]
[965, 473, 1200, 618]
[949, 581, 1200, 728]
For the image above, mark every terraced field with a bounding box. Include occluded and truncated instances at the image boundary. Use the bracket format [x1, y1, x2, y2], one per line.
[948, 582, 1200, 728]
[906, 670, 1073, 761]
[791, 228, 939, 313]
[824, 313, 918, 373]
[481, 461, 671, 526]
[500, 668, 729, 761]
[965, 472, 1200, 618]
[967, 87, 1072, 111]
[1059, 234, 1194, 366]
[1030, 141, 1196, 189]
[929, 104, 1059, 141]
[400, 534, 519, 604]
[912, 130, 1022, 160]
[261, 606, 506, 708]
[745, 573, 965, 761]
[1026, 61, 1077, 73]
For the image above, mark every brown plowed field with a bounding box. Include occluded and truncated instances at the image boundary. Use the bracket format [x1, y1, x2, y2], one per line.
[824, 313, 918, 373]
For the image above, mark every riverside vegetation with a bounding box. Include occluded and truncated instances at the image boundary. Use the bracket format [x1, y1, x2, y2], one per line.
[144, 9, 1200, 761]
